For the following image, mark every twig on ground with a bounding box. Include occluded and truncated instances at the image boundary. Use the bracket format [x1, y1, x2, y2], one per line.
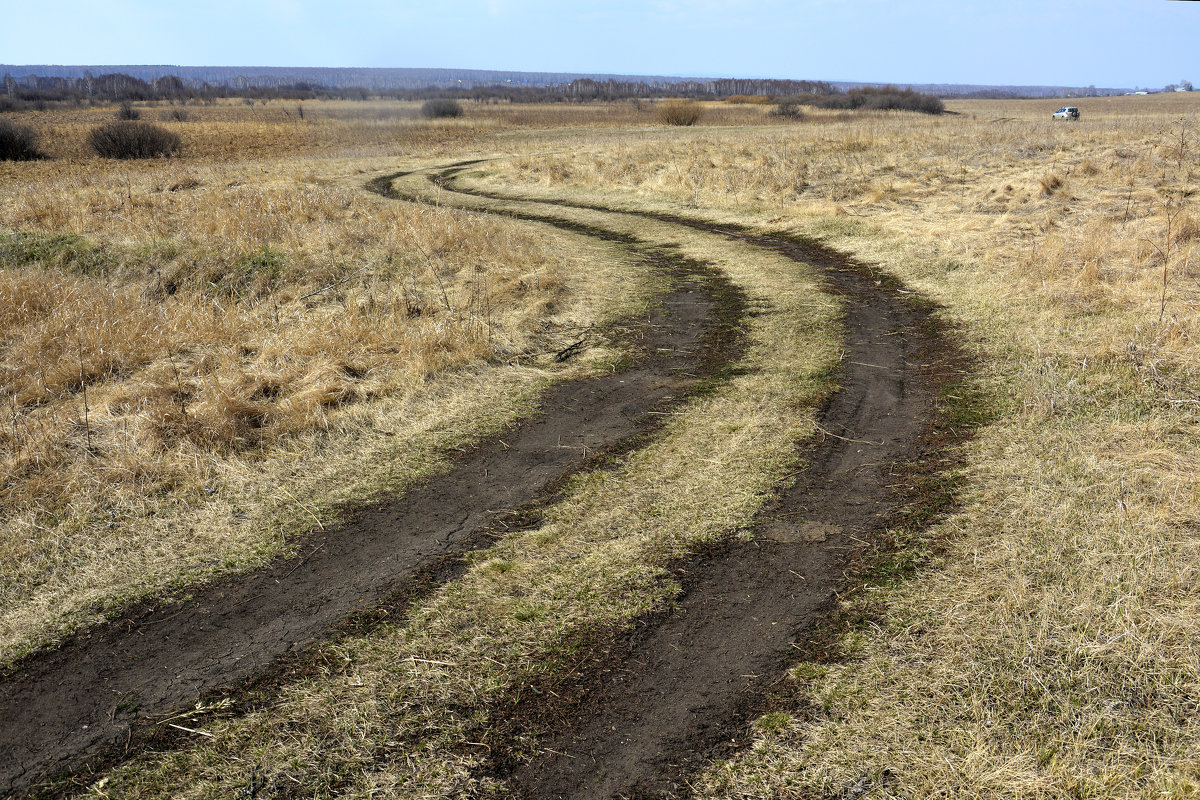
[814, 423, 884, 446]
[167, 723, 213, 738]
[298, 269, 368, 302]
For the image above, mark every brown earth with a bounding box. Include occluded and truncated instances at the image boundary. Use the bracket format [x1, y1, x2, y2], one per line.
[0, 204, 746, 796]
[500, 231, 959, 799]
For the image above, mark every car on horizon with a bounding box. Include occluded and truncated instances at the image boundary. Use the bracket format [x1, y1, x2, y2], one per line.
[1052, 106, 1080, 120]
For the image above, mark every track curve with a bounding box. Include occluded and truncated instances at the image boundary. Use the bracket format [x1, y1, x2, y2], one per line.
[0, 162, 965, 800]
[0, 181, 747, 796]
[411, 166, 963, 799]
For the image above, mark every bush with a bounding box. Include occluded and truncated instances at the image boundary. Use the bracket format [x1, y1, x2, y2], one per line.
[0, 118, 44, 161]
[657, 99, 703, 126]
[770, 99, 806, 120]
[161, 108, 190, 122]
[818, 86, 944, 115]
[116, 101, 141, 120]
[87, 120, 181, 159]
[421, 99, 464, 119]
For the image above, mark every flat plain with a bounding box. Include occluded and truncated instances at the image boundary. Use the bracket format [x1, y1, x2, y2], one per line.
[1, 92, 1198, 798]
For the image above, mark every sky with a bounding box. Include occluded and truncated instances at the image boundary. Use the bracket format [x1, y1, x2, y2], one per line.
[2, 0, 1198, 89]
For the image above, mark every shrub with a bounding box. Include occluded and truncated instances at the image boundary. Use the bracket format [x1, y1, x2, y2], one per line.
[87, 120, 181, 159]
[116, 101, 141, 120]
[161, 108, 190, 122]
[657, 99, 703, 126]
[770, 99, 806, 120]
[0, 118, 44, 161]
[421, 99, 464, 119]
[818, 86, 944, 115]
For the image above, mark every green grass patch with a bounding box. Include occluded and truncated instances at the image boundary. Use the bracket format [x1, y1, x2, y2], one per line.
[0, 230, 109, 275]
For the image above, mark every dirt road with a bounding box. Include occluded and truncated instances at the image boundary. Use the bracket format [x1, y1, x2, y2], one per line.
[0, 203, 744, 796]
[1, 165, 962, 799]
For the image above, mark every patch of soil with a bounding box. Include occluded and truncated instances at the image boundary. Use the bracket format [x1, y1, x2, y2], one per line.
[0, 222, 747, 795]
[424, 171, 970, 798]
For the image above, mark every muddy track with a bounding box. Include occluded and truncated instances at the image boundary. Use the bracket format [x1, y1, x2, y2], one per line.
[415, 168, 964, 798]
[0, 163, 963, 799]
[0, 196, 747, 795]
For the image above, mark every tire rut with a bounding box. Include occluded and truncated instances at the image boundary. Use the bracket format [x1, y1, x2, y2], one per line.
[0, 196, 747, 796]
[417, 167, 966, 798]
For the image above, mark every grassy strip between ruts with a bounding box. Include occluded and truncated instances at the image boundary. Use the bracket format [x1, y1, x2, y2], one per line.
[460, 107, 1200, 798]
[81, 173, 842, 797]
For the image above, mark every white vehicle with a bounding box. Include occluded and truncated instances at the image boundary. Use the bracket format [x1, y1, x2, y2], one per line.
[1052, 106, 1080, 120]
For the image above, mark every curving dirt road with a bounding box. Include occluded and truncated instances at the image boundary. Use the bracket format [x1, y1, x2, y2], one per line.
[499, 230, 956, 799]
[0, 196, 745, 796]
[398, 166, 963, 798]
[0, 164, 964, 799]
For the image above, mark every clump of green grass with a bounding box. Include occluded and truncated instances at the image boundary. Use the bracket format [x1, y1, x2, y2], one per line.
[0, 231, 107, 274]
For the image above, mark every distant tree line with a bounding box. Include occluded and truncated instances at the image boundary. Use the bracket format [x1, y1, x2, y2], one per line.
[560, 77, 837, 100]
[1, 72, 326, 110]
[1, 71, 946, 112]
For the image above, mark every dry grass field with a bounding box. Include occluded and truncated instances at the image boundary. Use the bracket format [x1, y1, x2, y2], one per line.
[0, 99, 667, 663]
[465, 93, 1200, 797]
[4, 92, 1200, 797]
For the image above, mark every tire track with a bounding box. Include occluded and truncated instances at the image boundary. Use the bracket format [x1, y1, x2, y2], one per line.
[2, 163, 965, 799]
[0, 190, 747, 796]
[414, 167, 965, 799]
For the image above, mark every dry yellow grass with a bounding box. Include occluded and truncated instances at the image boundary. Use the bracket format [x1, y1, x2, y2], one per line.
[0, 102, 655, 663]
[79, 168, 844, 799]
[9, 94, 1200, 796]
[462, 94, 1200, 797]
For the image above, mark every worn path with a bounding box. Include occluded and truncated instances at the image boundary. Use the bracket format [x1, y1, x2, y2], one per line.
[418, 168, 958, 798]
[1, 163, 960, 800]
[0, 189, 745, 796]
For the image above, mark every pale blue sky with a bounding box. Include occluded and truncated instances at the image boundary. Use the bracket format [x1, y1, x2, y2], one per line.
[2, 0, 1197, 89]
